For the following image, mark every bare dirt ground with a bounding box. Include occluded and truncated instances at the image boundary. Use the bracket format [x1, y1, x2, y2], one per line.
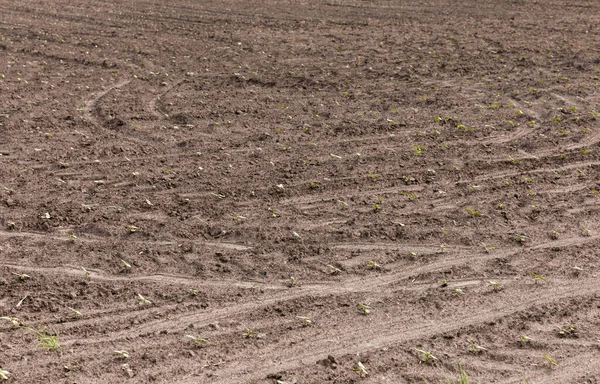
[1, 0, 599, 382]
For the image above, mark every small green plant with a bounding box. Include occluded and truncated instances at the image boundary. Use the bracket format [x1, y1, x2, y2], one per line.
[27, 327, 60, 350]
[542, 353, 557, 367]
[444, 362, 469, 384]
[366, 259, 381, 269]
[6, 222, 15, 230]
[467, 340, 487, 353]
[0, 316, 21, 328]
[353, 361, 368, 377]
[357, 302, 371, 315]
[125, 225, 139, 233]
[0, 369, 9, 380]
[232, 213, 247, 222]
[337, 200, 347, 209]
[327, 264, 341, 275]
[465, 208, 482, 216]
[415, 348, 437, 363]
[367, 171, 381, 180]
[488, 280, 501, 290]
[528, 271, 547, 283]
[244, 328, 259, 338]
[557, 324, 576, 337]
[413, 144, 425, 155]
[519, 335, 531, 344]
[137, 293, 152, 305]
[12, 272, 31, 281]
[186, 335, 209, 345]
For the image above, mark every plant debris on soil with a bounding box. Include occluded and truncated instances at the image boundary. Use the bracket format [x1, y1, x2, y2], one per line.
[1, 0, 600, 383]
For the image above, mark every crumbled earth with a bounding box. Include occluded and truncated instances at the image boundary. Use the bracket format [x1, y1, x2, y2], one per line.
[1, 0, 600, 383]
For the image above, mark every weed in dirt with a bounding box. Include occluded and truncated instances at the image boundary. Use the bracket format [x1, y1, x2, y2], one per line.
[244, 328, 260, 339]
[366, 259, 381, 270]
[444, 362, 469, 384]
[27, 327, 60, 350]
[327, 265, 342, 275]
[542, 353, 557, 368]
[0, 317, 21, 328]
[353, 362, 368, 377]
[415, 348, 437, 363]
[6, 221, 15, 230]
[12, 272, 31, 281]
[467, 340, 487, 353]
[186, 335, 209, 346]
[357, 302, 371, 315]
[465, 208, 482, 216]
[488, 280, 502, 291]
[557, 324, 577, 337]
[0, 369, 9, 380]
[519, 335, 532, 344]
[528, 271, 547, 284]
[137, 293, 152, 305]
[125, 225, 139, 233]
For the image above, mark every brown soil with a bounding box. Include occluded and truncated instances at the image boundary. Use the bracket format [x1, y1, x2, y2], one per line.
[1, 0, 600, 383]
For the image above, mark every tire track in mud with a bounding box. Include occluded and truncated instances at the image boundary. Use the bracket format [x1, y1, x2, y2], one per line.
[189, 279, 599, 383]
[48, 234, 600, 348]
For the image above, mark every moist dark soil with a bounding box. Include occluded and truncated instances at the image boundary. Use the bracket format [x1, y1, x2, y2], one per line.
[1, 0, 600, 383]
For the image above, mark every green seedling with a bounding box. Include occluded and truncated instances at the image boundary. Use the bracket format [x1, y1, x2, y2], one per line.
[0, 369, 9, 380]
[353, 362, 368, 377]
[232, 213, 247, 222]
[28, 328, 60, 350]
[114, 350, 129, 359]
[186, 335, 209, 345]
[488, 280, 501, 290]
[0, 317, 21, 328]
[244, 328, 259, 338]
[444, 362, 469, 384]
[366, 259, 381, 270]
[307, 180, 319, 189]
[6, 222, 15, 230]
[125, 225, 139, 233]
[409, 251, 417, 258]
[337, 200, 347, 209]
[81, 267, 91, 277]
[557, 324, 576, 337]
[542, 353, 557, 367]
[287, 276, 298, 287]
[137, 293, 152, 305]
[12, 272, 31, 281]
[413, 144, 425, 155]
[467, 340, 487, 353]
[453, 288, 465, 295]
[367, 171, 381, 180]
[519, 335, 532, 344]
[269, 208, 280, 217]
[415, 348, 437, 363]
[465, 208, 482, 216]
[483, 243, 496, 253]
[357, 302, 371, 315]
[211, 193, 226, 199]
[189, 289, 199, 296]
[327, 265, 341, 275]
[528, 271, 547, 283]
